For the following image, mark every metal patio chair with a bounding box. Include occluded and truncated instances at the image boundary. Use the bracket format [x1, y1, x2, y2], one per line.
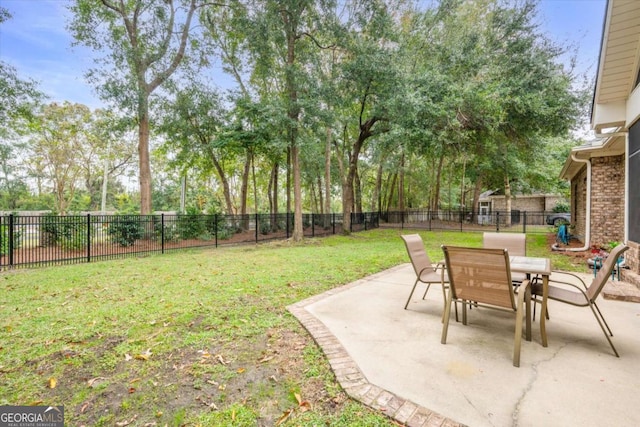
[441, 246, 532, 367]
[531, 243, 629, 357]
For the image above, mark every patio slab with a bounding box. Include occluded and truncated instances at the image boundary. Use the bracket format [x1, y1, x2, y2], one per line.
[288, 264, 640, 427]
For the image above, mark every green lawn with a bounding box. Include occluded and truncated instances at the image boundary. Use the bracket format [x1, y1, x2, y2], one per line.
[0, 229, 583, 426]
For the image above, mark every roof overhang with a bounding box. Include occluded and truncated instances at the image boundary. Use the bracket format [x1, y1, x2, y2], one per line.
[591, 0, 640, 132]
[559, 133, 626, 180]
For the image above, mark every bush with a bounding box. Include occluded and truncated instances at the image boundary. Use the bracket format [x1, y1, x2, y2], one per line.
[0, 224, 21, 255]
[177, 207, 207, 240]
[107, 216, 144, 247]
[40, 214, 88, 250]
[552, 202, 570, 213]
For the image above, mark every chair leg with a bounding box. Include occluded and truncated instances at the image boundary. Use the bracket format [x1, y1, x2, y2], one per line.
[404, 279, 420, 310]
[422, 283, 432, 300]
[592, 302, 614, 336]
[441, 292, 453, 344]
[589, 303, 619, 357]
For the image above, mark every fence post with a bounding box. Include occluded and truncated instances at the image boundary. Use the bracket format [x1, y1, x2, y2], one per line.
[255, 213, 259, 243]
[332, 213, 336, 234]
[8, 214, 14, 267]
[87, 214, 91, 263]
[214, 214, 218, 248]
[496, 212, 500, 232]
[161, 214, 165, 254]
[312, 213, 315, 237]
[523, 211, 527, 234]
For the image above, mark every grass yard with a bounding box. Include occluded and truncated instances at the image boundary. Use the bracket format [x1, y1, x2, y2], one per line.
[0, 229, 583, 426]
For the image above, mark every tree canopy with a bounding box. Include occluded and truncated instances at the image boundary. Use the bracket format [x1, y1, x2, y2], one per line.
[2, 0, 585, 223]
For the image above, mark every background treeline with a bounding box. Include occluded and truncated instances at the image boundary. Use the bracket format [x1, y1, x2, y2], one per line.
[1, 0, 587, 239]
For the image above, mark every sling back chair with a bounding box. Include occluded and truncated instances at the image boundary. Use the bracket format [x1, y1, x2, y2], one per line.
[401, 234, 449, 314]
[441, 246, 531, 367]
[483, 232, 527, 285]
[532, 243, 629, 357]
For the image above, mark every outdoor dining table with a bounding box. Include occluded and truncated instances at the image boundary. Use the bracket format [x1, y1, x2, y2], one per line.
[510, 255, 551, 346]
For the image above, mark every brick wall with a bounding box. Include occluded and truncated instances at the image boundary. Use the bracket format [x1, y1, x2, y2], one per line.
[589, 155, 625, 246]
[490, 195, 563, 211]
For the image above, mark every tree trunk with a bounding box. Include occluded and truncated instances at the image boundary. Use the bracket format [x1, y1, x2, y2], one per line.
[354, 166, 362, 214]
[324, 127, 332, 227]
[398, 152, 405, 211]
[504, 174, 512, 227]
[470, 172, 484, 223]
[372, 154, 384, 212]
[386, 172, 397, 212]
[240, 149, 251, 230]
[209, 152, 234, 215]
[291, 144, 303, 240]
[342, 117, 378, 234]
[138, 99, 152, 214]
[432, 151, 445, 211]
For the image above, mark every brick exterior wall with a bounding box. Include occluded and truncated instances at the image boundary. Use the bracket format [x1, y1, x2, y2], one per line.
[590, 156, 625, 246]
[572, 155, 639, 284]
[489, 195, 564, 211]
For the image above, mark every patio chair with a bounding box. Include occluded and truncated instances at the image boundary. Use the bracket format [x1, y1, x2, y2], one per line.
[441, 246, 531, 367]
[401, 234, 450, 314]
[531, 243, 629, 357]
[483, 232, 527, 285]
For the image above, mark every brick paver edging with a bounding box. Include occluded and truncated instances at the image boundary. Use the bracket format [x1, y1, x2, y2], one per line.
[286, 265, 465, 427]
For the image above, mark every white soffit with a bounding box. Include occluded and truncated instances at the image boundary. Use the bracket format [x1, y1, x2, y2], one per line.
[592, 0, 640, 129]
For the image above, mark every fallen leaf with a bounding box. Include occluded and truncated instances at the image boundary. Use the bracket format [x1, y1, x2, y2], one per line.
[129, 378, 141, 384]
[128, 387, 136, 394]
[87, 377, 106, 388]
[276, 409, 293, 426]
[115, 415, 137, 426]
[215, 354, 229, 365]
[237, 367, 245, 374]
[48, 377, 57, 389]
[80, 402, 89, 413]
[134, 349, 152, 361]
[258, 355, 274, 363]
[124, 353, 133, 361]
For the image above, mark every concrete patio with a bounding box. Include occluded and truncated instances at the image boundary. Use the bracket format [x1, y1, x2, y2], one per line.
[288, 264, 640, 427]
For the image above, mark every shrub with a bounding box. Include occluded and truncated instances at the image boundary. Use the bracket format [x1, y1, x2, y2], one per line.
[40, 214, 88, 250]
[177, 207, 206, 240]
[552, 202, 570, 213]
[0, 224, 21, 255]
[107, 216, 144, 247]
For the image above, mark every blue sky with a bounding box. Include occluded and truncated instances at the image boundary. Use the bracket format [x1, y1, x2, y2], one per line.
[0, 0, 607, 110]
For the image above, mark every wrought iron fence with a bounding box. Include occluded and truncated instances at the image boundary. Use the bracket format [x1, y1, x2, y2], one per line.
[0, 212, 380, 269]
[0, 209, 563, 270]
[380, 209, 565, 234]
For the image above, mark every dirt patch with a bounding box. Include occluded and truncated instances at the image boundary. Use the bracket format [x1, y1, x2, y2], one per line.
[40, 327, 347, 426]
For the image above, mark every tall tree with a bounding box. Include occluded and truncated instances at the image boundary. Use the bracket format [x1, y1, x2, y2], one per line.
[28, 103, 92, 214]
[69, 0, 204, 214]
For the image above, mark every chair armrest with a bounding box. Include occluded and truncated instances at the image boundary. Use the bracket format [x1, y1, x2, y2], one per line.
[547, 270, 588, 292]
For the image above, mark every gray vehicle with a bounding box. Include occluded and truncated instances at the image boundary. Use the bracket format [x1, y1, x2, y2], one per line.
[546, 212, 571, 226]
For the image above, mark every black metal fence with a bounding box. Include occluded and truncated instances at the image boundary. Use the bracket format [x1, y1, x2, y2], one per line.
[0, 209, 564, 270]
[380, 209, 563, 234]
[0, 212, 380, 269]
